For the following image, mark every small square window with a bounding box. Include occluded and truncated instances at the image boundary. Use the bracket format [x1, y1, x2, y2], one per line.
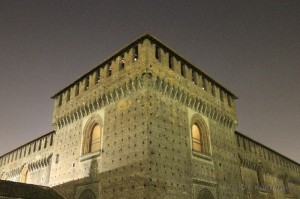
[56, 154, 59, 164]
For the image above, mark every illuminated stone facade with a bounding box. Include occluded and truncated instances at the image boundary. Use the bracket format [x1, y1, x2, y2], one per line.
[0, 34, 299, 199]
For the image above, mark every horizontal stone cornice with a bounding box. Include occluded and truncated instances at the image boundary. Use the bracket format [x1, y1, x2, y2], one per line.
[53, 75, 142, 129]
[53, 69, 237, 130]
[3, 154, 52, 178]
[238, 154, 275, 175]
[148, 70, 237, 129]
[28, 154, 53, 172]
[238, 154, 259, 171]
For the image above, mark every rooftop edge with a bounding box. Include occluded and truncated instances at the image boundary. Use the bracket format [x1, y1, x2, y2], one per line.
[51, 33, 238, 99]
[235, 131, 300, 166]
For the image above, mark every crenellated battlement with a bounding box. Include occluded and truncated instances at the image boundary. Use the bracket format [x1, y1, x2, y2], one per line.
[0, 131, 55, 168]
[51, 34, 237, 123]
[51, 36, 143, 108]
[235, 131, 300, 183]
[145, 35, 237, 108]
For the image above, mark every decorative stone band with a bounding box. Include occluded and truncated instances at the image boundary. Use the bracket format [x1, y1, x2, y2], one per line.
[53, 70, 237, 130]
[238, 154, 260, 171]
[28, 154, 53, 171]
[3, 154, 53, 178]
[3, 167, 22, 179]
[238, 154, 282, 177]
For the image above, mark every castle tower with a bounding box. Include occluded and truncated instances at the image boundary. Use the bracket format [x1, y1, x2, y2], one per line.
[50, 34, 241, 198]
[1, 34, 300, 199]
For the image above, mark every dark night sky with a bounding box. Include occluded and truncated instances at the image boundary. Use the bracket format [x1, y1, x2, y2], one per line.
[0, 0, 299, 162]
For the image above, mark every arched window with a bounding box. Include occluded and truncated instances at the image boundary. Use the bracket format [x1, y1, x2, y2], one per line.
[90, 124, 101, 153]
[79, 189, 96, 199]
[191, 114, 210, 155]
[82, 115, 103, 155]
[192, 124, 202, 153]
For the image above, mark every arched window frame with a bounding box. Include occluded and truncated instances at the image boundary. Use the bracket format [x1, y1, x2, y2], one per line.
[190, 114, 211, 156]
[20, 164, 29, 183]
[197, 188, 215, 199]
[79, 189, 96, 199]
[257, 163, 265, 187]
[82, 114, 103, 156]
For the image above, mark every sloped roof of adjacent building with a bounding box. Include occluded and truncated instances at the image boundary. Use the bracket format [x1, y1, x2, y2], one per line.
[0, 180, 65, 199]
[51, 33, 238, 99]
